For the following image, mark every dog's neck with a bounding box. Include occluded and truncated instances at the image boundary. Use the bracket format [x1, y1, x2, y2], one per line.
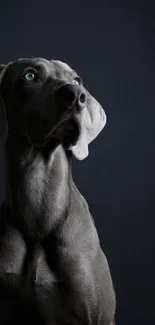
[3, 135, 72, 241]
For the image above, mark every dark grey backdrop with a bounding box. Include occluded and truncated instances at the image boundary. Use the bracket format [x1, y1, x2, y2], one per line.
[0, 1, 155, 324]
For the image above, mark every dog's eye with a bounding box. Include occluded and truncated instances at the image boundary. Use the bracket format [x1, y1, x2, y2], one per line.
[72, 77, 82, 85]
[25, 71, 37, 81]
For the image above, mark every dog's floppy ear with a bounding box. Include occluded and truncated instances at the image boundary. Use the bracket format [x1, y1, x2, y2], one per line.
[0, 64, 8, 147]
[71, 90, 106, 160]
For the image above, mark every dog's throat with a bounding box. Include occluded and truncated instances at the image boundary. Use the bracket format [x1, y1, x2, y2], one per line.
[4, 145, 70, 240]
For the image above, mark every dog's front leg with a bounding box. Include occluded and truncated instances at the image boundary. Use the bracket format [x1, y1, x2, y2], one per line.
[0, 207, 26, 275]
[42, 233, 99, 324]
[42, 209, 116, 324]
[21, 243, 41, 283]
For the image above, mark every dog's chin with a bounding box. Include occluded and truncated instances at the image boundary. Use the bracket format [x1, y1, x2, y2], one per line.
[26, 117, 80, 152]
[51, 117, 81, 149]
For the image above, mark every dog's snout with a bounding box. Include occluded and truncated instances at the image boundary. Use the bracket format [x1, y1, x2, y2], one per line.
[56, 84, 86, 111]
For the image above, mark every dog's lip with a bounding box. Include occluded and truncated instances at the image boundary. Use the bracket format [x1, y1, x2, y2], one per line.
[43, 108, 80, 141]
[43, 115, 72, 140]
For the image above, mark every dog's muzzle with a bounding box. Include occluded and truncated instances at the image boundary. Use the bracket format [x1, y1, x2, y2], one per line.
[55, 84, 86, 111]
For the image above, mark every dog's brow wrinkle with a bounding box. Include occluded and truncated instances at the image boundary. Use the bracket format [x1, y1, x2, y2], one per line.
[35, 62, 51, 77]
[53, 61, 72, 72]
[51, 60, 75, 77]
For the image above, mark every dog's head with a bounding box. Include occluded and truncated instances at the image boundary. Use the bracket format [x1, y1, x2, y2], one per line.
[0, 58, 106, 160]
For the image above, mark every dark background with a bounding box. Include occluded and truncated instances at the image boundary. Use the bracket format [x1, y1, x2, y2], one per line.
[0, 1, 155, 324]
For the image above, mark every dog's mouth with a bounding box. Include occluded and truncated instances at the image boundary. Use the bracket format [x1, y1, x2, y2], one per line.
[43, 111, 81, 149]
[24, 109, 81, 150]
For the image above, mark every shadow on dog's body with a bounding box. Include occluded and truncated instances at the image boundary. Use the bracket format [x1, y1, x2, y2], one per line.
[0, 58, 116, 324]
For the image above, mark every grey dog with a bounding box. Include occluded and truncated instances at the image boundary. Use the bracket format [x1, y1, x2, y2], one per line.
[0, 58, 116, 325]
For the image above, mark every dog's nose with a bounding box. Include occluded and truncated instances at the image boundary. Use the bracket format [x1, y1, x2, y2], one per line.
[56, 84, 86, 111]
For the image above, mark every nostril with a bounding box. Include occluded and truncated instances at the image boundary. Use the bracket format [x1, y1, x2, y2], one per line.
[79, 92, 86, 104]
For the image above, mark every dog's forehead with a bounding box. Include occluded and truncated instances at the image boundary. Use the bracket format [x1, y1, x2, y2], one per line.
[44, 59, 77, 79]
[7, 58, 77, 80]
[51, 60, 76, 78]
